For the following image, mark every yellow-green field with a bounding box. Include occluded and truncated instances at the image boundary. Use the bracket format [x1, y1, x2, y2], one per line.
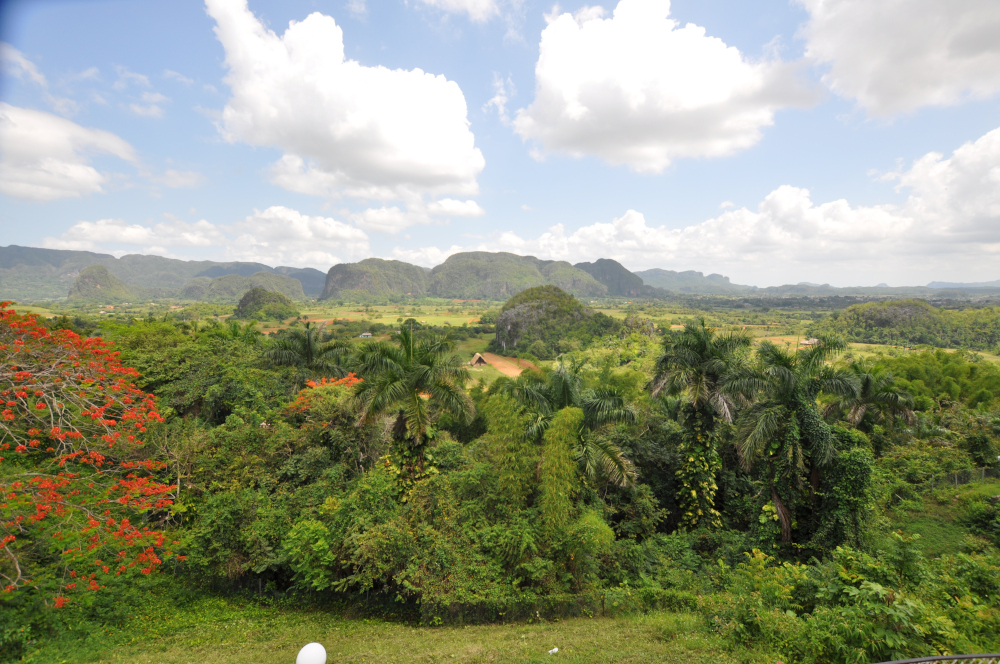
[14, 298, 999, 367]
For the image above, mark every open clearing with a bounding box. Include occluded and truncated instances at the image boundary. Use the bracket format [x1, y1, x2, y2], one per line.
[30, 601, 750, 664]
[481, 352, 538, 377]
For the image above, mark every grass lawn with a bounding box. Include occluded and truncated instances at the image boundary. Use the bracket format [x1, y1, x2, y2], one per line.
[26, 599, 759, 664]
[890, 479, 1000, 557]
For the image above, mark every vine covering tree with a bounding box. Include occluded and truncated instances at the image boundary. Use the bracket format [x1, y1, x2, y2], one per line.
[651, 319, 752, 528]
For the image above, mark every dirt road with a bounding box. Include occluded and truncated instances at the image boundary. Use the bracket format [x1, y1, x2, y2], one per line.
[481, 352, 538, 377]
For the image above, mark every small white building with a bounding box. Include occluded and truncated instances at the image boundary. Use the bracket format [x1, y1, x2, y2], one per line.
[360, 332, 373, 339]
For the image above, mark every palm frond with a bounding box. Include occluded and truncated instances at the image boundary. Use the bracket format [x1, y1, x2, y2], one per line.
[582, 388, 638, 429]
[575, 434, 636, 487]
[734, 404, 787, 471]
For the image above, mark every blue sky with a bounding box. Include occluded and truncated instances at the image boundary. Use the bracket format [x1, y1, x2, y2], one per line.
[1, 0, 999, 286]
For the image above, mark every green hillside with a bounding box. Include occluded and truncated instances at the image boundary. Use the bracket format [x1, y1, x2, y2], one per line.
[489, 285, 621, 358]
[429, 252, 606, 300]
[67, 265, 141, 302]
[233, 287, 299, 320]
[537, 260, 608, 297]
[575, 258, 668, 297]
[320, 258, 430, 301]
[179, 277, 213, 300]
[202, 272, 305, 302]
[274, 266, 327, 297]
[809, 299, 1000, 351]
[635, 268, 751, 294]
[0, 245, 324, 301]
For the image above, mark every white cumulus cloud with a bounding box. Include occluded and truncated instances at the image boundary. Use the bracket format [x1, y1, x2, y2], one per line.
[206, 0, 485, 217]
[397, 123, 1000, 285]
[427, 198, 485, 217]
[513, 0, 813, 173]
[0, 103, 135, 201]
[42, 218, 225, 251]
[797, 0, 1000, 116]
[42, 206, 371, 270]
[228, 206, 371, 266]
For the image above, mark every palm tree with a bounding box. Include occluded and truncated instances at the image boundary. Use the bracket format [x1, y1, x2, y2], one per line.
[354, 325, 473, 477]
[730, 337, 856, 543]
[650, 319, 752, 528]
[652, 319, 753, 421]
[264, 322, 350, 377]
[489, 359, 637, 487]
[822, 358, 914, 429]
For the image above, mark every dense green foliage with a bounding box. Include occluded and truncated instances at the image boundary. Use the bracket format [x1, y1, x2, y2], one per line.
[67, 264, 140, 302]
[490, 286, 621, 358]
[652, 320, 752, 528]
[812, 299, 1000, 351]
[5, 293, 1000, 663]
[233, 287, 299, 320]
[881, 349, 1000, 410]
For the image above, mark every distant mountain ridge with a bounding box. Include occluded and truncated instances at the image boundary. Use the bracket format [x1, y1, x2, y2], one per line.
[322, 258, 431, 300]
[0, 245, 325, 301]
[634, 268, 752, 295]
[3, 244, 998, 303]
[927, 279, 1000, 289]
[177, 271, 305, 302]
[320, 252, 608, 301]
[429, 252, 606, 300]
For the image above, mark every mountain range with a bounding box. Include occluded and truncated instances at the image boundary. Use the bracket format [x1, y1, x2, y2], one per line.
[1, 244, 998, 304]
[0, 245, 325, 301]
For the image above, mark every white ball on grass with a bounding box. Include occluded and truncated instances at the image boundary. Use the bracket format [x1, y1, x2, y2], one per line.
[296, 642, 327, 664]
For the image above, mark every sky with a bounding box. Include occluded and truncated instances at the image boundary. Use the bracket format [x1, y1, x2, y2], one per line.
[0, 0, 999, 287]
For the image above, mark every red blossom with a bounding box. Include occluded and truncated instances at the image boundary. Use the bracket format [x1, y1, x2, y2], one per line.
[0, 303, 174, 603]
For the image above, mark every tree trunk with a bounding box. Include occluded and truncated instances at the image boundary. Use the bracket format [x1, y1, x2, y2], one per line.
[769, 462, 792, 543]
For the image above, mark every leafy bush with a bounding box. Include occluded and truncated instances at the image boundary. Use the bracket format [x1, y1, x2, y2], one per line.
[708, 541, 1000, 663]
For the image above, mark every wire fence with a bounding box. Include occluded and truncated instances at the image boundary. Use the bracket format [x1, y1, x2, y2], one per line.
[875, 655, 1000, 664]
[917, 467, 1000, 492]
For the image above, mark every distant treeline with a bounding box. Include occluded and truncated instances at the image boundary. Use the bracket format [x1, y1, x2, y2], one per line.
[810, 299, 1000, 351]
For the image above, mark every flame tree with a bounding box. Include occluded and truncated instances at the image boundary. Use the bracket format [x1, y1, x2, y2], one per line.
[0, 303, 176, 611]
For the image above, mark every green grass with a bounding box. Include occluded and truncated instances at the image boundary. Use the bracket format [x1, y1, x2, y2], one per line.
[26, 598, 757, 664]
[890, 479, 1000, 557]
